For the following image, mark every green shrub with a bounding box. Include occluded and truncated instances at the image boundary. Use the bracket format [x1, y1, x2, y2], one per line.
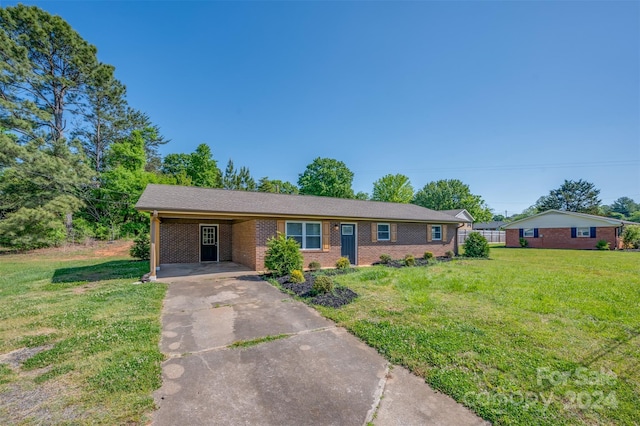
[423, 251, 434, 260]
[264, 234, 304, 276]
[596, 240, 610, 250]
[290, 269, 305, 283]
[622, 225, 640, 249]
[379, 254, 392, 264]
[308, 261, 321, 271]
[313, 275, 334, 294]
[445, 250, 455, 259]
[130, 234, 150, 260]
[463, 232, 490, 258]
[404, 254, 415, 266]
[519, 237, 529, 248]
[336, 256, 351, 269]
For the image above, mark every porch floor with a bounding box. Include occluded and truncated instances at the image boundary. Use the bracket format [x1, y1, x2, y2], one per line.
[156, 262, 256, 282]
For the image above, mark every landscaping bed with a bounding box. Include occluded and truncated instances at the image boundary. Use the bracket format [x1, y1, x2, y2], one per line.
[274, 270, 358, 308]
[374, 256, 452, 268]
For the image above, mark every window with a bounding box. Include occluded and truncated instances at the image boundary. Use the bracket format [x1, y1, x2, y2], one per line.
[432, 225, 442, 241]
[286, 221, 321, 249]
[577, 227, 590, 238]
[377, 223, 390, 241]
[342, 225, 354, 235]
[523, 228, 535, 237]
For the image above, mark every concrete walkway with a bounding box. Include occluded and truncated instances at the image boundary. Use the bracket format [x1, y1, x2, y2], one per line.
[152, 271, 489, 426]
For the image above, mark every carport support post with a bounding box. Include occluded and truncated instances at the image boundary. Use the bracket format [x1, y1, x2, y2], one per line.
[149, 211, 159, 281]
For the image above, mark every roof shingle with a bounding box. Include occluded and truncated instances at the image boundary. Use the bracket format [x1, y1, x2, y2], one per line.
[136, 184, 468, 223]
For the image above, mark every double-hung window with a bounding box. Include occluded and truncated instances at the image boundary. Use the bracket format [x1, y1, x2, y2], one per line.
[431, 225, 442, 241]
[577, 227, 590, 237]
[377, 223, 390, 241]
[286, 222, 321, 250]
[523, 228, 535, 238]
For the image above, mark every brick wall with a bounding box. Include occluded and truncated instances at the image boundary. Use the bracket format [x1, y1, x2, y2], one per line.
[253, 219, 458, 270]
[505, 227, 617, 249]
[159, 219, 231, 264]
[232, 220, 257, 270]
[357, 222, 457, 265]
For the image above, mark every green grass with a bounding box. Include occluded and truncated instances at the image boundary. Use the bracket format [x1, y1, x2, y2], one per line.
[317, 248, 640, 425]
[0, 245, 166, 425]
[228, 334, 289, 348]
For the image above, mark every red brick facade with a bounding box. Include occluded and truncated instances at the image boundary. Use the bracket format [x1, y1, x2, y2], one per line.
[159, 219, 231, 263]
[505, 227, 619, 250]
[159, 217, 459, 270]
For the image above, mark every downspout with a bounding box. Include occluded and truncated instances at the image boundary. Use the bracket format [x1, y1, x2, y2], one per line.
[454, 223, 465, 256]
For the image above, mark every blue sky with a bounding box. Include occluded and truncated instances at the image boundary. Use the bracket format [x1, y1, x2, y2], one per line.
[7, 0, 639, 215]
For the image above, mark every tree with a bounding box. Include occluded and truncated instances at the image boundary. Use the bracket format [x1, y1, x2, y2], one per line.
[161, 144, 222, 188]
[237, 166, 256, 191]
[412, 179, 492, 222]
[371, 174, 414, 203]
[221, 159, 255, 191]
[298, 157, 354, 198]
[535, 179, 601, 214]
[0, 138, 94, 248]
[610, 197, 638, 218]
[222, 159, 239, 189]
[0, 4, 99, 143]
[73, 64, 127, 172]
[354, 191, 369, 200]
[257, 177, 298, 194]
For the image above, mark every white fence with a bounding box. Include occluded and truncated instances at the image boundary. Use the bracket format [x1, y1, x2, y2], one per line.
[458, 229, 505, 244]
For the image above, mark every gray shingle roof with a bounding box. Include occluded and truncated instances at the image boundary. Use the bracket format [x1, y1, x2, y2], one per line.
[136, 184, 468, 223]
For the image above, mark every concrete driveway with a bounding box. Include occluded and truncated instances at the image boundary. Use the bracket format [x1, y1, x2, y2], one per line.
[153, 268, 488, 426]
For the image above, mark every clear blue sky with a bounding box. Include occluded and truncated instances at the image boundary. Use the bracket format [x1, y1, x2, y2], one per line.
[7, 0, 640, 215]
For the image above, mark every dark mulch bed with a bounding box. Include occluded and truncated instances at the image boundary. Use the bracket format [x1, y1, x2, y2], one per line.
[273, 270, 358, 308]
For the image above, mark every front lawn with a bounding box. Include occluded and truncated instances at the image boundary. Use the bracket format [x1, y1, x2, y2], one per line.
[317, 248, 640, 425]
[0, 243, 166, 424]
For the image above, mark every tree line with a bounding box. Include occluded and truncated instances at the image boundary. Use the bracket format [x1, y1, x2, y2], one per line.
[2, 5, 635, 251]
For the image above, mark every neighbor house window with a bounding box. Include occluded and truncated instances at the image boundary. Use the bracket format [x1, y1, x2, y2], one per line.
[523, 228, 535, 237]
[432, 225, 442, 240]
[377, 223, 390, 241]
[286, 222, 321, 249]
[577, 227, 590, 237]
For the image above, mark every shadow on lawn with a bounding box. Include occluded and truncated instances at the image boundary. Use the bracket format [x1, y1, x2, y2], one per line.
[52, 260, 148, 283]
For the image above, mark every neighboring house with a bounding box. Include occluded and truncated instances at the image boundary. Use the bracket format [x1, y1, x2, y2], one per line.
[441, 209, 474, 230]
[135, 184, 470, 279]
[503, 210, 637, 250]
[473, 221, 506, 230]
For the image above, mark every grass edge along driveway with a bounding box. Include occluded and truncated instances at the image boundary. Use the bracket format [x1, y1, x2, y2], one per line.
[316, 248, 640, 425]
[0, 246, 166, 425]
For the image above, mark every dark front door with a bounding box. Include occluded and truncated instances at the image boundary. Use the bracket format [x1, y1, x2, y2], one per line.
[341, 224, 356, 265]
[201, 226, 218, 262]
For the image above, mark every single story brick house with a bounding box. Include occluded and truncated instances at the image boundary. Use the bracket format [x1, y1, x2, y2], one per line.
[441, 209, 474, 230]
[135, 184, 470, 279]
[503, 210, 637, 250]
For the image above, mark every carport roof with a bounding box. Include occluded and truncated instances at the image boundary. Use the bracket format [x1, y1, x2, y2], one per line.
[136, 184, 468, 223]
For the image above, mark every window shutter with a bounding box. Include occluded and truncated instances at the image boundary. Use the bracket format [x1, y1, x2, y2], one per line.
[519, 228, 524, 238]
[427, 224, 432, 242]
[277, 220, 285, 236]
[371, 223, 378, 242]
[534, 228, 539, 238]
[391, 223, 397, 242]
[322, 221, 331, 252]
[442, 225, 448, 242]
[590, 227, 596, 238]
[571, 227, 577, 238]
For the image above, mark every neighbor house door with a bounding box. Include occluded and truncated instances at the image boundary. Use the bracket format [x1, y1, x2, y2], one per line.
[200, 225, 218, 262]
[341, 224, 356, 265]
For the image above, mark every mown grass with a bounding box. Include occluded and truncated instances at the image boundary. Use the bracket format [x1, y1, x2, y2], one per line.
[0, 245, 166, 425]
[317, 248, 640, 425]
